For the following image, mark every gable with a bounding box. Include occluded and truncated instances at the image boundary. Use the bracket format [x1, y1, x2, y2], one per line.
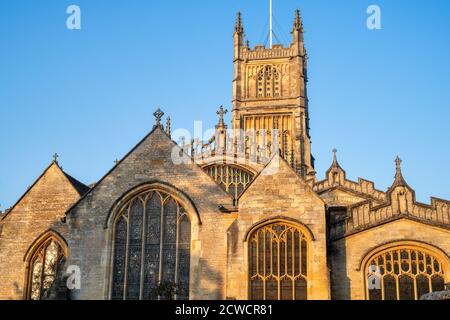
[68, 127, 234, 221]
[1, 162, 85, 223]
[239, 153, 325, 213]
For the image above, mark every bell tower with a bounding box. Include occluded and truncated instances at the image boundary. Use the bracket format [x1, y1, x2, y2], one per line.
[232, 10, 315, 178]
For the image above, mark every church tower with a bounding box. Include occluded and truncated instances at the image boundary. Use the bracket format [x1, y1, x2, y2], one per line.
[232, 10, 315, 178]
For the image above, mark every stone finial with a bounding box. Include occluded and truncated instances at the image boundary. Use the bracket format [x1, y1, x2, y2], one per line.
[153, 108, 164, 128]
[394, 156, 404, 181]
[395, 156, 402, 172]
[293, 9, 303, 31]
[53, 153, 59, 163]
[166, 116, 171, 137]
[216, 106, 228, 128]
[331, 148, 340, 167]
[235, 12, 244, 34]
[114, 159, 119, 165]
[392, 156, 408, 188]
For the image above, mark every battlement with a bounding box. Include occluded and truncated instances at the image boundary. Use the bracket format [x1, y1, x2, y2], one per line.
[240, 43, 297, 60]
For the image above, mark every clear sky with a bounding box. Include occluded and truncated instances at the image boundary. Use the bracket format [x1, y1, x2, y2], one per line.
[1, 0, 450, 209]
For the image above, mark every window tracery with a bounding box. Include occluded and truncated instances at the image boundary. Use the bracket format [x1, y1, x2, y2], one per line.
[249, 222, 308, 300]
[111, 190, 191, 300]
[27, 236, 65, 300]
[204, 164, 254, 199]
[366, 246, 447, 300]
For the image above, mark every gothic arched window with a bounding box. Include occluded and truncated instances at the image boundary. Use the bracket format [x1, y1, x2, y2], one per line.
[249, 221, 309, 300]
[365, 245, 447, 300]
[26, 235, 66, 300]
[257, 66, 281, 98]
[111, 190, 191, 300]
[204, 164, 254, 199]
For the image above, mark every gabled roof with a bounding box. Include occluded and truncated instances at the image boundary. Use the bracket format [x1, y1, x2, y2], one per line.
[238, 150, 325, 205]
[63, 172, 91, 196]
[1, 161, 89, 221]
[65, 125, 234, 216]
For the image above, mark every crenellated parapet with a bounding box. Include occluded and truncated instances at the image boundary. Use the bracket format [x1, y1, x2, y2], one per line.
[313, 150, 387, 203]
[330, 157, 450, 239]
[240, 44, 297, 60]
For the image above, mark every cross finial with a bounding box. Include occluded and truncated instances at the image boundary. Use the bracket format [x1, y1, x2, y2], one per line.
[216, 106, 228, 127]
[153, 108, 164, 128]
[392, 156, 408, 188]
[395, 156, 402, 171]
[331, 148, 340, 167]
[53, 153, 59, 163]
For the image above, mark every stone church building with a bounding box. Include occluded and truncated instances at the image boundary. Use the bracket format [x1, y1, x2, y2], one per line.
[1, 10, 449, 301]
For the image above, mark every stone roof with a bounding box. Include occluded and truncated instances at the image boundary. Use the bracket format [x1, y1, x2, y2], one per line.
[63, 172, 90, 196]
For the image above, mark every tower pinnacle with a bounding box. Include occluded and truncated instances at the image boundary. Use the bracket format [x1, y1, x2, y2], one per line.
[293, 9, 303, 31]
[234, 12, 244, 34]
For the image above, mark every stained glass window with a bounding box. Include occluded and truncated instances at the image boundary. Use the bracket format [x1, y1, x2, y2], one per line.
[249, 222, 308, 300]
[204, 164, 254, 200]
[366, 246, 446, 300]
[27, 237, 65, 300]
[111, 190, 191, 300]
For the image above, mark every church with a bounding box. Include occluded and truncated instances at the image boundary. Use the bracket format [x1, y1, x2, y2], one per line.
[0, 10, 449, 301]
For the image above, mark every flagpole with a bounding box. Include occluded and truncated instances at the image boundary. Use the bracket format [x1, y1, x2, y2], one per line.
[269, 0, 273, 48]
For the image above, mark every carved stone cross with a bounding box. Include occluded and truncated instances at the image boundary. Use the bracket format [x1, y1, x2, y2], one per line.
[153, 108, 165, 127]
[395, 156, 402, 170]
[216, 106, 228, 127]
[53, 153, 59, 163]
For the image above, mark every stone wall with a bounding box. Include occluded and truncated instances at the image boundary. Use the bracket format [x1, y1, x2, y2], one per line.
[0, 163, 81, 300]
[330, 219, 450, 300]
[226, 154, 331, 300]
[65, 127, 235, 300]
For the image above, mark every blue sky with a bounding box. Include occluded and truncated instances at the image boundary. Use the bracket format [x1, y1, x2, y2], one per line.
[1, 0, 449, 209]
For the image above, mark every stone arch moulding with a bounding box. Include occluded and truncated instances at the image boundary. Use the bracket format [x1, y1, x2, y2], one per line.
[244, 217, 316, 243]
[22, 229, 68, 300]
[358, 240, 450, 272]
[200, 158, 260, 176]
[104, 180, 202, 229]
[23, 229, 68, 263]
[359, 240, 450, 300]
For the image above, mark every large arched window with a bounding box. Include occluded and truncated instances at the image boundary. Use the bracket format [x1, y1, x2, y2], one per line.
[25, 234, 66, 300]
[204, 164, 254, 199]
[111, 189, 191, 300]
[365, 245, 448, 300]
[248, 221, 309, 300]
